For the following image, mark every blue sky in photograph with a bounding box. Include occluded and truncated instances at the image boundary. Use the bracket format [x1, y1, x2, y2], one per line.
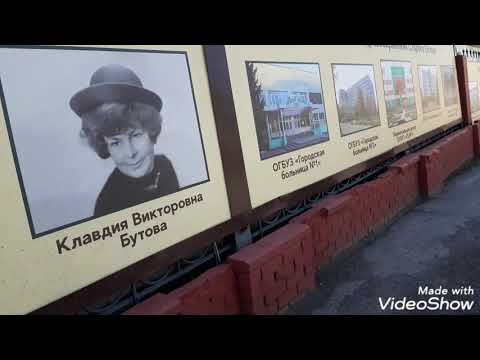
[253, 62, 322, 93]
[332, 64, 376, 97]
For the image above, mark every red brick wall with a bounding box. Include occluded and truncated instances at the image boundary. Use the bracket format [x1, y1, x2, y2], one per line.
[418, 126, 474, 196]
[124, 264, 241, 315]
[227, 223, 315, 314]
[124, 125, 476, 315]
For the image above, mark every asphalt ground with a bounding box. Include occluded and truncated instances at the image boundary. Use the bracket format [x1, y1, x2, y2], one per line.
[286, 159, 480, 315]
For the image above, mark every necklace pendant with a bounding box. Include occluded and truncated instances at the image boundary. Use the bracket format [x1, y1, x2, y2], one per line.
[145, 171, 161, 191]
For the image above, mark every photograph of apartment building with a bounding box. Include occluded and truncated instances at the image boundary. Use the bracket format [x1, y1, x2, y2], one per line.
[333, 64, 381, 136]
[441, 65, 459, 107]
[470, 82, 480, 114]
[381, 61, 417, 128]
[246, 62, 329, 160]
[418, 65, 441, 113]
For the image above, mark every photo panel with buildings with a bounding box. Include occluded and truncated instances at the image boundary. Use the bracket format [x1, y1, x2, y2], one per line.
[467, 61, 480, 122]
[332, 63, 381, 136]
[0, 45, 231, 314]
[418, 65, 441, 114]
[380, 61, 417, 128]
[469, 81, 480, 114]
[245, 61, 329, 161]
[441, 65, 459, 107]
[224, 45, 460, 210]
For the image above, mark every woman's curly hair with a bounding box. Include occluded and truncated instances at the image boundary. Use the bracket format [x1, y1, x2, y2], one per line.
[80, 101, 163, 159]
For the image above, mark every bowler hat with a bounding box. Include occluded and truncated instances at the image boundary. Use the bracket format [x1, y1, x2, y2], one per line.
[70, 64, 163, 117]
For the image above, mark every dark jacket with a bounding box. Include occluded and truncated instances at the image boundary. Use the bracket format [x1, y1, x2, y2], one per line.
[94, 154, 179, 217]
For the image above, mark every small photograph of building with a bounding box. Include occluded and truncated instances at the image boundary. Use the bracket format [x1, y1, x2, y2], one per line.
[470, 82, 480, 114]
[246, 62, 329, 160]
[381, 61, 417, 128]
[441, 66, 459, 107]
[418, 65, 441, 114]
[332, 64, 381, 136]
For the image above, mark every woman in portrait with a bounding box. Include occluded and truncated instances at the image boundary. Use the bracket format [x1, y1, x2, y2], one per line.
[70, 64, 179, 217]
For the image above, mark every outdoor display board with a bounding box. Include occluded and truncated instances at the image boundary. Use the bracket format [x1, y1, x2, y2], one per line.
[0, 45, 231, 314]
[224, 45, 460, 208]
[467, 60, 480, 121]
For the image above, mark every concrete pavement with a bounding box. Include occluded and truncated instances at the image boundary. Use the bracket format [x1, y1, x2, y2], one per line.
[286, 159, 480, 315]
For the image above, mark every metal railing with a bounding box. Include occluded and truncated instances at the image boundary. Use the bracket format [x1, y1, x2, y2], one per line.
[454, 45, 480, 62]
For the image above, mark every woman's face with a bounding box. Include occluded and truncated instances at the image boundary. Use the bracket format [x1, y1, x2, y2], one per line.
[105, 128, 155, 178]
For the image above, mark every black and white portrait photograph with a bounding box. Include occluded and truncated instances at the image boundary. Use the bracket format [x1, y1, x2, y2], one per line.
[0, 46, 209, 238]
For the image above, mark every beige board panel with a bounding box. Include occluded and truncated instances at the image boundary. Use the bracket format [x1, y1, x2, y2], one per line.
[0, 45, 231, 314]
[225, 45, 460, 209]
[467, 61, 480, 122]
